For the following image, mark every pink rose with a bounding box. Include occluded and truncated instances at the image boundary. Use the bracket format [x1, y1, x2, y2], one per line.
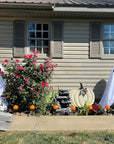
[34, 58, 36, 61]
[33, 67, 36, 69]
[29, 54, 33, 58]
[51, 87, 55, 91]
[25, 78, 29, 82]
[42, 85, 45, 88]
[2, 63, 4, 65]
[16, 59, 19, 62]
[50, 64, 53, 68]
[55, 63, 57, 66]
[4, 59, 8, 63]
[41, 64, 44, 68]
[14, 73, 17, 76]
[17, 75, 20, 78]
[20, 85, 23, 88]
[33, 62, 36, 65]
[41, 82, 45, 85]
[35, 51, 39, 54]
[32, 50, 35, 53]
[20, 67, 23, 70]
[39, 69, 42, 72]
[45, 82, 48, 87]
[47, 63, 50, 67]
[17, 67, 20, 70]
[1, 71, 4, 75]
[47, 58, 50, 62]
[52, 69, 54, 71]
[24, 55, 28, 59]
[46, 70, 49, 73]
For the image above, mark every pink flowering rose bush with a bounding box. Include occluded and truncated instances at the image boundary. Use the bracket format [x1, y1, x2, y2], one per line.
[0, 51, 57, 114]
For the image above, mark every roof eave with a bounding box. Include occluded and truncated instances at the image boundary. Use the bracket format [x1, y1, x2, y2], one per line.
[54, 6, 114, 13]
[0, 3, 54, 10]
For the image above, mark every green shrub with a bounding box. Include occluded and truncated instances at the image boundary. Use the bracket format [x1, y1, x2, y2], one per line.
[0, 50, 57, 114]
[78, 102, 89, 115]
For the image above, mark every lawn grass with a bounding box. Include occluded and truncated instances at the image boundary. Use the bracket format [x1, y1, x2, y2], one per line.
[0, 131, 114, 144]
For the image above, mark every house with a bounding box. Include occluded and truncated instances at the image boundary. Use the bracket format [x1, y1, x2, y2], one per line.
[0, 0, 114, 100]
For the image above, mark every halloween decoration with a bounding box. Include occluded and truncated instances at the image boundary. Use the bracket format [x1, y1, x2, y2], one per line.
[70, 83, 95, 107]
[30, 105, 35, 110]
[54, 89, 72, 115]
[71, 105, 76, 111]
[13, 105, 19, 110]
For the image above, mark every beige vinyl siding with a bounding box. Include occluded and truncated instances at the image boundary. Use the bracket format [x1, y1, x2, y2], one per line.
[0, 21, 13, 60]
[51, 22, 114, 99]
[63, 23, 89, 59]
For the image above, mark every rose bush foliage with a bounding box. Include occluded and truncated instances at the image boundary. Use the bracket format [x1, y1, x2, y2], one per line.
[0, 50, 57, 114]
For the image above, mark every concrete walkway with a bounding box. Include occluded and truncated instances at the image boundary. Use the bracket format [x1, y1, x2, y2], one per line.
[0, 112, 13, 131]
[7, 115, 114, 131]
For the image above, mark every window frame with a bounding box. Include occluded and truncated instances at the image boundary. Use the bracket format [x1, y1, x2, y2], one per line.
[27, 20, 51, 57]
[101, 23, 114, 59]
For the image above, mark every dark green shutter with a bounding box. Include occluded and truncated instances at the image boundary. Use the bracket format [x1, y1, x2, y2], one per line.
[90, 23, 101, 58]
[51, 21, 63, 58]
[13, 20, 26, 57]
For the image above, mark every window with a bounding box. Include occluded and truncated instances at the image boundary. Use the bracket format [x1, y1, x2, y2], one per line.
[29, 23, 49, 54]
[103, 24, 114, 54]
[90, 22, 114, 59]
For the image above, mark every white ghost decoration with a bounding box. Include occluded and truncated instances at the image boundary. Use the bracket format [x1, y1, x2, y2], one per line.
[0, 64, 8, 111]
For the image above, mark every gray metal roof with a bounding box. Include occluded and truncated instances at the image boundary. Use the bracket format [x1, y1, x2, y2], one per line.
[0, 0, 114, 6]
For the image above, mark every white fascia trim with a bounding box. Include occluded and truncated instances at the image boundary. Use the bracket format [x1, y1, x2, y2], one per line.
[54, 7, 114, 13]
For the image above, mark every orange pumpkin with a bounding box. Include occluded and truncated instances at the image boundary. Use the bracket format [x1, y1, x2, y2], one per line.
[71, 105, 76, 111]
[53, 105, 58, 110]
[13, 105, 19, 110]
[105, 105, 110, 110]
[30, 105, 35, 110]
[88, 105, 93, 110]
